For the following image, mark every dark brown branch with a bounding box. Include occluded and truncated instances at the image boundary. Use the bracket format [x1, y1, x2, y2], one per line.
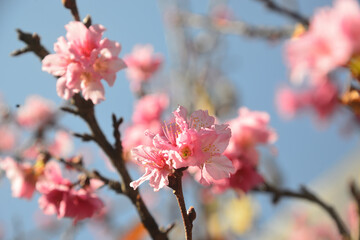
[68, 94, 168, 240]
[11, 29, 50, 60]
[50, 153, 123, 194]
[168, 168, 196, 240]
[12, 27, 167, 239]
[253, 182, 351, 239]
[254, 0, 309, 27]
[61, 106, 79, 116]
[62, 0, 80, 21]
[72, 132, 95, 142]
[350, 180, 360, 240]
[112, 114, 123, 154]
[177, 11, 293, 40]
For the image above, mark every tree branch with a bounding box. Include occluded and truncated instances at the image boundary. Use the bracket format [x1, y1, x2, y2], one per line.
[12, 28, 169, 239]
[46, 152, 123, 194]
[253, 0, 309, 27]
[11, 29, 50, 60]
[69, 94, 168, 240]
[62, 0, 81, 21]
[350, 180, 360, 240]
[177, 10, 293, 40]
[253, 181, 351, 239]
[168, 168, 196, 240]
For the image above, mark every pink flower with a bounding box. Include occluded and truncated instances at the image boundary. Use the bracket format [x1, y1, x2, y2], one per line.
[276, 80, 339, 121]
[123, 94, 168, 153]
[17, 95, 56, 128]
[48, 130, 74, 157]
[161, 107, 235, 180]
[130, 146, 171, 191]
[42, 21, 126, 104]
[212, 160, 264, 193]
[211, 4, 235, 26]
[130, 106, 235, 190]
[132, 94, 169, 124]
[276, 87, 309, 119]
[211, 108, 276, 193]
[123, 121, 162, 154]
[124, 44, 163, 91]
[0, 126, 16, 152]
[0, 157, 44, 199]
[37, 161, 104, 223]
[285, 0, 360, 83]
[289, 213, 341, 240]
[225, 107, 277, 164]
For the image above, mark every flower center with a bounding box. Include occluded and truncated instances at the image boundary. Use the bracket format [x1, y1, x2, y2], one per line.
[93, 58, 108, 73]
[180, 146, 192, 160]
[80, 72, 93, 86]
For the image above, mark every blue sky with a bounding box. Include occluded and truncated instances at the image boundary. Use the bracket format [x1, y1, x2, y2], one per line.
[0, 0, 358, 239]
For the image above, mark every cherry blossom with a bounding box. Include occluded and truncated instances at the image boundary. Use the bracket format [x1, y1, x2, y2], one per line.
[285, 0, 360, 84]
[124, 44, 162, 92]
[0, 157, 45, 199]
[123, 94, 168, 153]
[37, 161, 104, 223]
[42, 21, 126, 104]
[276, 80, 339, 122]
[17, 95, 56, 128]
[130, 106, 235, 190]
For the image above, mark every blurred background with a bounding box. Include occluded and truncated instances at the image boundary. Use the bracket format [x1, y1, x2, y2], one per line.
[0, 0, 359, 239]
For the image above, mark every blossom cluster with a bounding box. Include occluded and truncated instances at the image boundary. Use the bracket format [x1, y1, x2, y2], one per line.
[130, 106, 235, 191]
[124, 44, 163, 92]
[213, 108, 277, 193]
[0, 156, 104, 223]
[123, 93, 169, 154]
[286, 0, 360, 84]
[42, 21, 126, 104]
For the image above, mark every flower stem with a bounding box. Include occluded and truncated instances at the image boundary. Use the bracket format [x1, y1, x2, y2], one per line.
[168, 169, 196, 240]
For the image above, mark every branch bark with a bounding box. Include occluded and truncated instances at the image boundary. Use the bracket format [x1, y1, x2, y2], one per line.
[253, 0, 309, 27]
[253, 182, 351, 239]
[12, 28, 168, 240]
[168, 168, 196, 240]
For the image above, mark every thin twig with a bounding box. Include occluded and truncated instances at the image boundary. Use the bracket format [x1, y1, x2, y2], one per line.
[11, 29, 50, 60]
[47, 152, 123, 194]
[177, 10, 293, 40]
[350, 180, 360, 240]
[112, 113, 123, 154]
[70, 94, 169, 240]
[253, 0, 309, 27]
[72, 132, 95, 142]
[13, 28, 169, 239]
[168, 168, 196, 240]
[253, 182, 351, 239]
[62, 0, 81, 21]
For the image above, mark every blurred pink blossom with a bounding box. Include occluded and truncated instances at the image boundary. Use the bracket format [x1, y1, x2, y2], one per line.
[212, 108, 276, 193]
[211, 4, 235, 25]
[17, 95, 56, 128]
[48, 130, 74, 157]
[0, 157, 42, 199]
[42, 21, 126, 104]
[132, 94, 169, 124]
[225, 107, 277, 164]
[124, 44, 162, 92]
[123, 94, 168, 153]
[276, 80, 339, 121]
[285, 0, 360, 84]
[0, 126, 16, 152]
[289, 213, 341, 240]
[212, 160, 263, 193]
[37, 161, 104, 224]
